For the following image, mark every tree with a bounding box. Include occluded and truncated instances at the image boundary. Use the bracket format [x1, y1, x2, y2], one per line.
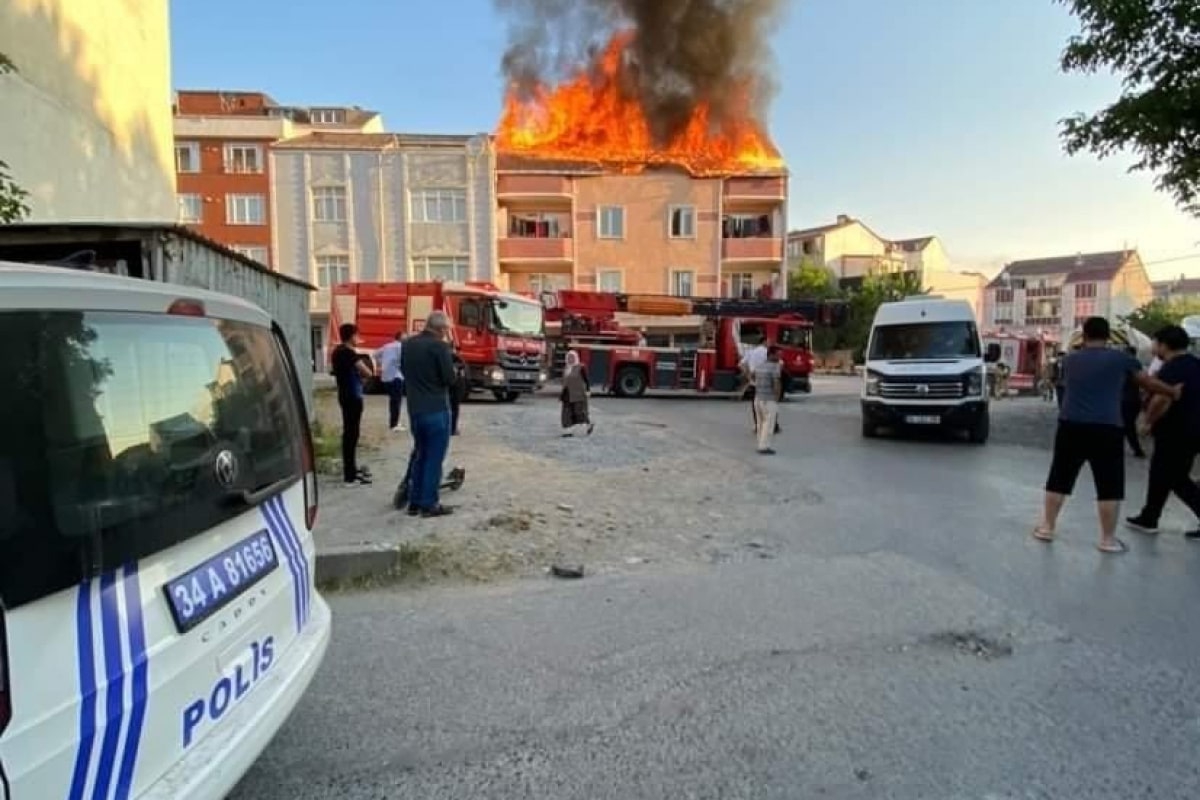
[0, 51, 31, 223]
[1123, 297, 1200, 336]
[1057, 0, 1200, 215]
[839, 273, 926, 361]
[788, 257, 837, 299]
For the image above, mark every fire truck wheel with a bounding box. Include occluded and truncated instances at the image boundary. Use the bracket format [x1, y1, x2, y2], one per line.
[493, 390, 521, 403]
[614, 366, 648, 398]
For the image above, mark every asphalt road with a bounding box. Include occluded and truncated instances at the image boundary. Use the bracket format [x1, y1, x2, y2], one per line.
[233, 379, 1200, 799]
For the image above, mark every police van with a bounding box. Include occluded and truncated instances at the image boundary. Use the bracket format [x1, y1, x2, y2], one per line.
[0, 263, 331, 799]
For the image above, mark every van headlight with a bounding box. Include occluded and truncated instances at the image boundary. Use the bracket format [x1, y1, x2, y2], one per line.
[865, 370, 881, 396]
[489, 367, 505, 383]
[966, 368, 984, 396]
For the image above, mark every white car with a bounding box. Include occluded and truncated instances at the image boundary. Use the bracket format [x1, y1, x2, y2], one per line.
[0, 262, 330, 799]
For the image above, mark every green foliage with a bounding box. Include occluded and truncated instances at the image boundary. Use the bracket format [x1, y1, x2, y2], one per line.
[1123, 297, 1200, 336]
[787, 258, 837, 299]
[1057, 0, 1200, 216]
[0, 52, 31, 223]
[791, 263, 926, 360]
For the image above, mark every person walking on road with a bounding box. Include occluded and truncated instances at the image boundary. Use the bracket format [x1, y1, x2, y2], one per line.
[331, 323, 374, 486]
[741, 336, 781, 436]
[1033, 317, 1181, 554]
[376, 330, 406, 432]
[560, 350, 594, 437]
[400, 311, 456, 518]
[753, 346, 783, 455]
[1121, 346, 1147, 458]
[1126, 325, 1200, 538]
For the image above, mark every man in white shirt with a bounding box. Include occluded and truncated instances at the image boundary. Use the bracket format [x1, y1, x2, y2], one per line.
[739, 337, 781, 436]
[376, 331, 406, 432]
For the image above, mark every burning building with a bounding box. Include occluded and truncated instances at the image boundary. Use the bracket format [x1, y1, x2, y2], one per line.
[492, 1, 789, 299]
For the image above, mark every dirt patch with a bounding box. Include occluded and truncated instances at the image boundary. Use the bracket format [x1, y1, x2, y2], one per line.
[925, 630, 1015, 660]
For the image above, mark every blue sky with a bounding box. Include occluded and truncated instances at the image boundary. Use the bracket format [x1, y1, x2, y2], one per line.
[171, 0, 1200, 279]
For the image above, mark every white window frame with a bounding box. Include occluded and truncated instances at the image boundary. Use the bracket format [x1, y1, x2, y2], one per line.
[413, 189, 468, 224]
[223, 143, 263, 174]
[670, 269, 696, 297]
[177, 193, 203, 224]
[232, 245, 269, 264]
[413, 256, 470, 283]
[669, 205, 696, 239]
[311, 108, 345, 124]
[226, 194, 265, 225]
[728, 272, 755, 298]
[315, 254, 352, 288]
[598, 206, 625, 239]
[528, 273, 572, 294]
[175, 142, 200, 173]
[311, 186, 347, 222]
[597, 269, 624, 293]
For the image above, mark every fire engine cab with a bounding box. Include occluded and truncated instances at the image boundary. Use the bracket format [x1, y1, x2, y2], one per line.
[542, 290, 846, 398]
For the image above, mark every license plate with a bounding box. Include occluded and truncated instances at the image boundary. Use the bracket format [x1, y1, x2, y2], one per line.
[905, 415, 941, 425]
[164, 530, 278, 633]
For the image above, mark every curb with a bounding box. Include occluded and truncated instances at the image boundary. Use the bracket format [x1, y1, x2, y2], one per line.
[315, 544, 407, 586]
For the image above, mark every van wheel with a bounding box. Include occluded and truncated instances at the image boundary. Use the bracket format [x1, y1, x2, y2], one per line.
[968, 413, 990, 444]
[861, 419, 878, 438]
[614, 366, 648, 398]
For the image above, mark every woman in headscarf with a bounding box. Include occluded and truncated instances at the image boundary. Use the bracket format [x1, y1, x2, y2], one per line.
[560, 350, 594, 436]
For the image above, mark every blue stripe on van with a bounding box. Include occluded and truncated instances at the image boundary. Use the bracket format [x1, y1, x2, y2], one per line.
[68, 579, 98, 800]
[113, 563, 149, 800]
[262, 499, 303, 631]
[271, 496, 310, 624]
[90, 571, 125, 800]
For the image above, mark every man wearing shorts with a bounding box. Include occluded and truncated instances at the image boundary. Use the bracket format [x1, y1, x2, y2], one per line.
[1034, 316, 1180, 553]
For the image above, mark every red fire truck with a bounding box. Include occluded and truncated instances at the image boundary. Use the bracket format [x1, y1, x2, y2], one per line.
[330, 281, 547, 401]
[542, 290, 846, 397]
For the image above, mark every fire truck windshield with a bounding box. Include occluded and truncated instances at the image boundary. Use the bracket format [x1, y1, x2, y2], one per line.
[489, 298, 544, 335]
[778, 325, 812, 350]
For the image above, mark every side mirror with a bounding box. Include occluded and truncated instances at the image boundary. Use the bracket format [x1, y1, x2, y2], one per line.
[985, 343, 1001, 363]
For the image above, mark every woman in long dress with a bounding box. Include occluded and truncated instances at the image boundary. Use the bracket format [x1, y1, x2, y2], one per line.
[560, 350, 594, 436]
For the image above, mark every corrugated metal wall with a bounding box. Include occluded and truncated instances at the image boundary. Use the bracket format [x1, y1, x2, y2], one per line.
[156, 232, 315, 415]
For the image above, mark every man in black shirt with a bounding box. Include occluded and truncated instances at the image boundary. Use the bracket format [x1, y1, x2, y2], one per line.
[1127, 325, 1200, 537]
[399, 311, 456, 517]
[330, 323, 373, 486]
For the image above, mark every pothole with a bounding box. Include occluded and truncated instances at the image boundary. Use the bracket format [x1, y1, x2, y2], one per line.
[926, 630, 1015, 660]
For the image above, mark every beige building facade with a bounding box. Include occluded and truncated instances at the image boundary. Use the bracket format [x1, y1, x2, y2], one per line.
[1, 0, 176, 222]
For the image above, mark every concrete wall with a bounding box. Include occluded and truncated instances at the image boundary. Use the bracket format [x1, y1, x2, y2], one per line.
[0, 0, 175, 222]
[926, 271, 986, 321]
[822, 222, 889, 279]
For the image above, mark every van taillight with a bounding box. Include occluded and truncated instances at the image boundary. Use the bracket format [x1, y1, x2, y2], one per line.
[167, 298, 206, 317]
[301, 427, 318, 530]
[0, 606, 10, 735]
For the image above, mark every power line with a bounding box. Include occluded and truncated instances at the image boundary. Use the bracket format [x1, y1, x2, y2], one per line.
[1143, 252, 1200, 267]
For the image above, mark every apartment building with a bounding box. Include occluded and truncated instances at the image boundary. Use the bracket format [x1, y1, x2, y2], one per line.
[495, 156, 788, 299]
[1153, 275, 1200, 302]
[271, 132, 495, 369]
[2, 0, 175, 221]
[172, 90, 382, 265]
[983, 250, 1153, 342]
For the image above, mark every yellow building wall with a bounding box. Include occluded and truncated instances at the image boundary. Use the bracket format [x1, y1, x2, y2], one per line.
[574, 172, 723, 296]
[0, 0, 175, 222]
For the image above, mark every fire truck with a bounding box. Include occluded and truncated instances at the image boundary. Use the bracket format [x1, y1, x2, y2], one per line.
[542, 289, 846, 397]
[330, 281, 547, 401]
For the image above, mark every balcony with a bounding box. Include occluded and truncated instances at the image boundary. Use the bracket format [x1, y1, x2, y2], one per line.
[498, 236, 574, 264]
[722, 237, 783, 262]
[1025, 316, 1061, 327]
[1026, 286, 1061, 298]
[497, 174, 573, 202]
[723, 176, 786, 203]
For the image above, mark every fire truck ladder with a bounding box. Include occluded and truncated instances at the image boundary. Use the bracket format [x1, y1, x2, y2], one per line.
[678, 350, 700, 389]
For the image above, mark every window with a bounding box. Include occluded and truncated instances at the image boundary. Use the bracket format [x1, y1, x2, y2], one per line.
[226, 194, 265, 225]
[994, 288, 1014, 303]
[669, 206, 696, 238]
[1074, 282, 1097, 299]
[315, 255, 351, 288]
[1073, 300, 1097, 327]
[527, 274, 571, 294]
[311, 186, 347, 222]
[232, 245, 269, 265]
[458, 300, 483, 328]
[310, 108, 345, 124]
[670, 270, 695, 297]
[598, 206, 625, 239]
[509, 214, 563, 238]
[993, 305, 1014, 325]
[787, 240, 801, 259]
[868, 322, 982, 361]
[413, 189, 467, 223]
[728, 273, 755, 299]
[177, 193, 203, 224]
[597, 270, 623, 293]
[223, 143, 263, 174]
[175, 142, 200, 173]
[0, 310, 305, 609]
[723, 214, 772, 238]
[414, 256, 469, 283]
[739, 322, 766, 346]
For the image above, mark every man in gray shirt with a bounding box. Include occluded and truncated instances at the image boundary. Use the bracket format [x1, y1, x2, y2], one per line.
[752, 346, 783, 455]
[399, 311, 456, 517]
[1035, 316, 1180, 553]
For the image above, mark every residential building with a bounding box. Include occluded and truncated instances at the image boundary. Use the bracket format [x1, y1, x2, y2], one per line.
[983, 250, 1153, 343]
[172, 90, 383, 266]
[271, 132, 495, 369]
[1, 0, 175, 221]
[495, 156, 787, 299]
[1153, 275, 1200, 302]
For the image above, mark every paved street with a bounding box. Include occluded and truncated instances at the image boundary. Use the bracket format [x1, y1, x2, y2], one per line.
[234, 379, 1200, 799]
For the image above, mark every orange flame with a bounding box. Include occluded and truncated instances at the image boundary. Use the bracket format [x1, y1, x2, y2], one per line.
[496, 33, 783, 176]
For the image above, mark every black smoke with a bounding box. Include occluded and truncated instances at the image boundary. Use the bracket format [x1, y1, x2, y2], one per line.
[495, 0, 787, 144]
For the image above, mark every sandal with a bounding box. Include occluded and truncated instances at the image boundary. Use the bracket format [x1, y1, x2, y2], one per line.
[1032, 526, 1055, 543]
[1097, 538, 1128, 554]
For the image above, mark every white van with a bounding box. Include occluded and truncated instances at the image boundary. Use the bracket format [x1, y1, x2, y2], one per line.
[860, 296, 999, 443]
[0, 263, 330, 799]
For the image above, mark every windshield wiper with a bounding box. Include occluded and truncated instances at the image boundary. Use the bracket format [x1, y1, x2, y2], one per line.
[232, 477, 295, 506]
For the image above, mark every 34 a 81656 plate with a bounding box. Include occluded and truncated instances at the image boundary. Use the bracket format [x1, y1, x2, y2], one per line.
[164, 530, 278, 633]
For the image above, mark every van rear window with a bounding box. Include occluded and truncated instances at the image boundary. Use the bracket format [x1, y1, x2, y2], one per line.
[0, 310, 305, 608]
